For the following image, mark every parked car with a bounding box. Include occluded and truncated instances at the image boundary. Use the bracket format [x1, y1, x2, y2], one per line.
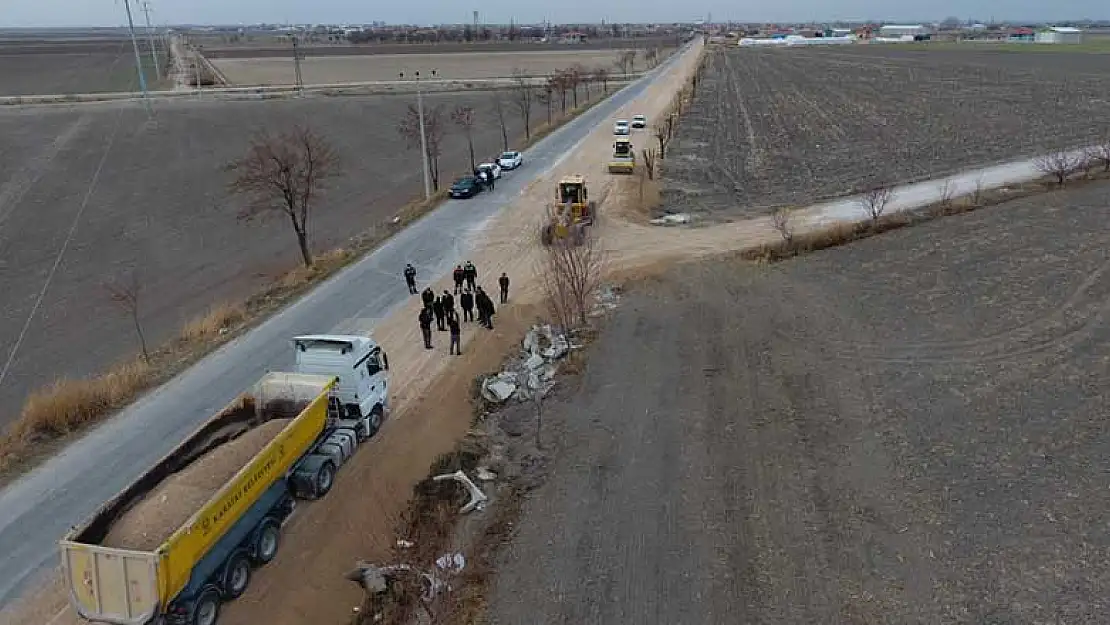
[497, 150, 523, 170]
[477, 162, 502, 180]
[450, 176, 485, 198]
[614, 120, 630, 135]
[631, 114, 646, 129]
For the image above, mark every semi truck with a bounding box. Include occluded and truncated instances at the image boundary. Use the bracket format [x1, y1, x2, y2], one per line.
[59, 334, 389, 625]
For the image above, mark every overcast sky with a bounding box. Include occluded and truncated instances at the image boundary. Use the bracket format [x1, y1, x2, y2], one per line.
[3, 0, 1105, 28]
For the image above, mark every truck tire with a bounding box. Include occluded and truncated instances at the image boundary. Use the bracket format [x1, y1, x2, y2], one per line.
[191, 589, 220, 625]
[221, 552, 252, 599]
[368, 406, 384, 438]
[252, 521, 280, 565]
[313, 461, 336, 498]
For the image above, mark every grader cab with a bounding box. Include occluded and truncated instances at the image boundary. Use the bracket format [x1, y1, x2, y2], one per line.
[541, 175, 595, 246]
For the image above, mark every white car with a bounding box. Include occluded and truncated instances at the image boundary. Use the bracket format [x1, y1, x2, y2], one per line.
[477, 162, 502, 180]
[631, 114, 646, 129]
[614, 120, 630, 135]
[497, 150, 523, 170]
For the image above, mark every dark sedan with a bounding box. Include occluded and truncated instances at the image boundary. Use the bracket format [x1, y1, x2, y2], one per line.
[449, 176, 485, 199]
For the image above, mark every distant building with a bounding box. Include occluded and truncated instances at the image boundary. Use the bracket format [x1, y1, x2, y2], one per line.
[1035, 26, 1082, 44]
[879, 24, 929, 38]
[1009, 27, 1035, 41]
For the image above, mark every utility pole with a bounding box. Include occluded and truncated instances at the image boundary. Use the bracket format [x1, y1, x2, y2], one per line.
[399, 69, 436, 200]
[140, 1, 161, 80]
[122, 0, 152, 114]
[292, 36, 305, 94]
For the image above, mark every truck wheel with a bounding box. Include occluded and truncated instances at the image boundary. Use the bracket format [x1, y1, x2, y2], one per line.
[368, 406, 384, 438]
[192, 589, 220, 625]
[222, 552, 252, 599]
[314, 461, 336, 498]
[252, 522, 280, 565]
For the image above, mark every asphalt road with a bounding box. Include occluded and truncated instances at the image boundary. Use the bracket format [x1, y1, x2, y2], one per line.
[0, 42, 694, 610]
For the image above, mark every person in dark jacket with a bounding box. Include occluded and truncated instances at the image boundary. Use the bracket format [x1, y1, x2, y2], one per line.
[441, 290, 456, 322]
[448, 315, 462, 355]
[452, 265, 466, 294]
[476, 287, 495, 329]
[421, 287, 435, 309]
[418, 307, 434, 349]
[432, 296, 446, 331]
[460, 289, 475, 322]
[498, 272, 510, 304]
[464, 261, 478, 290]
[404, 264, 418, 294]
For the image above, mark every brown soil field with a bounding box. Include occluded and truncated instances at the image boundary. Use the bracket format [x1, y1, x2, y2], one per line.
[0, 40, 167, 96]
[0, 86, 569, 430]
[200, 37, 680, 59]
[662, 45, 1110, 220]
[489, 180, 1110, 624]
[211, 50, 639, 86]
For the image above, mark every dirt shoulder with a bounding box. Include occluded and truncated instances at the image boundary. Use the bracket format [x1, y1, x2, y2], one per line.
[487, 183, 1110, 623]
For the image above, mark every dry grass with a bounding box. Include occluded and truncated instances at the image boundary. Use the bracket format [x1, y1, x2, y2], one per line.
[0, 85, 622, 483]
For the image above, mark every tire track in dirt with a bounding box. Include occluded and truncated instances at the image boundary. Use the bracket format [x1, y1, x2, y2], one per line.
[807, 252, 1110, 366]
[0, 115, 91, 231]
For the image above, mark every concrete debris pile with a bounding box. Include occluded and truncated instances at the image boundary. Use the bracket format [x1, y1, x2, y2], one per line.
[649, 212, 692, 226]
[591, 283, 623, 317]
[480, 324, 573, 405]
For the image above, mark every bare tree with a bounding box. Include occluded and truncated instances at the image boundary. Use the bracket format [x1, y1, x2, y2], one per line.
[592, 67, 610, 94]
[771, 207, 793, 243]
[1086, 136, 1110, 173]
[572, 63, 590, 100]
[615, 50, 637, 74]
[450, 105, 478, 171]
[641, 148, 657, 180]
[226, 125, 341, 268]
[550, 71, 569, 114]
[538, 228, 606, 330]
[536, 82, 554, 126]
[566, 66, 581, 109]
[654, 124, 669, 159]
[397, 103, 447, 191]
[510, 69, 536, 141]
[1035, 150, 1083, 186]
[490, 92, 510, 151]
[936, 179, 955, 212]
[858, 184, 894, 223]
[970, 176, 985, 205]
[104, 268, 150, 362]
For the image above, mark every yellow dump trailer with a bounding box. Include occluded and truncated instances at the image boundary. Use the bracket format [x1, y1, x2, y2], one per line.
[60, 372, 350, 625]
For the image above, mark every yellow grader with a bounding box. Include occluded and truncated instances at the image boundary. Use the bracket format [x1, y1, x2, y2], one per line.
[607, 137, 636, 174]
[541, 175, 595, 246]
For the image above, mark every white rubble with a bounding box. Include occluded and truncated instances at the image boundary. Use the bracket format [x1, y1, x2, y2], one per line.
[649, 212, 692, 225]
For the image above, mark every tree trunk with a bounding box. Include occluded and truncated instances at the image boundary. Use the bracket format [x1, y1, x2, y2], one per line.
[131, 311, 150, 362]
[546, 98, 551, 125]
[430, 152, 440, 190]
[498, 116, 508, 151]
[293, 222, 313, 267]
[465, 129, 475, 171]
[560, 90, 567, 114]
[572, 84, 578, 109]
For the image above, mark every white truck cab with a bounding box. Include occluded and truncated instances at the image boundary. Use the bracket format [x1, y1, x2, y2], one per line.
[293, 334, 389, 439]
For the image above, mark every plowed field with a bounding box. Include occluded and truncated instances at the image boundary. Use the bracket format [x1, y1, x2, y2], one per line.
[663, 46, 1110, 219]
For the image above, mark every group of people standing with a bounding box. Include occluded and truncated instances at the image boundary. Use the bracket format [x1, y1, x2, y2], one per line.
[404, 261, 510, 355]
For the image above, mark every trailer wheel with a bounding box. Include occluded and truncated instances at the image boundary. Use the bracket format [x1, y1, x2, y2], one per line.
[368, 406, 384, 438]
[314, 461, 336, 498]
[222, 552, 252, 599]
[252, 522, 280, 565]
[192, 589, 220, 625]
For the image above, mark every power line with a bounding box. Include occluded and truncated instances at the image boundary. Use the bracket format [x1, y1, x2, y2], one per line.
[139, 1, 161, 81]
[0, 104, 130, 392]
